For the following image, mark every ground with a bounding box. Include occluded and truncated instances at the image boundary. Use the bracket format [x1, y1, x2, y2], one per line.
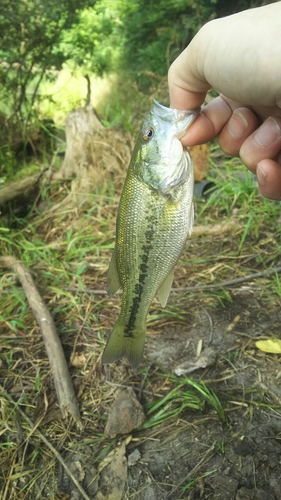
[1, 147, 281, 499]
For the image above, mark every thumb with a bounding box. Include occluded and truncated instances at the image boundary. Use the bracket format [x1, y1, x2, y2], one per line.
[168, 41, 211, 110]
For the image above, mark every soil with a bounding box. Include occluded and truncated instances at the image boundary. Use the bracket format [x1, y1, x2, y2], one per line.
[2, 230, 281, 500]
[1, 138, 281, 499]
[57, 291, 281, 500]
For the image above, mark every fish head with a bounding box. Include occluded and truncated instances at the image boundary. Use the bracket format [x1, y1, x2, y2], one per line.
[133, 100, 199, 194]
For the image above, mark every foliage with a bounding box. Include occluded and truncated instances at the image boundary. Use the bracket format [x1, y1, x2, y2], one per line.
[116, 0, 217, 82]
[59, 0, 266, 92]
[59, 3, 121, 76]
[0, 0, 95, 118]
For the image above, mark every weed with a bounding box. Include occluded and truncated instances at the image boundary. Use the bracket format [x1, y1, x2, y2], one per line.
[141, 375, 226, 431]
[182, 469, 216, 492]
[215, 439, 225, 454]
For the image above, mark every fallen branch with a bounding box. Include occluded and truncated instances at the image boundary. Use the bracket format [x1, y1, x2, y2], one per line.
[0, 172, 43, 214]
[0, 256, 80, 422]
[174, 265, 281, 293]
[61, 265, 281, 295]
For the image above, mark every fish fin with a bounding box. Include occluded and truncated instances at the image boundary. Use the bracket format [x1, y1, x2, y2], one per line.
[157, 268, 174, 308]
[107, 248, 121, 297]
[102, 319, 146, 369]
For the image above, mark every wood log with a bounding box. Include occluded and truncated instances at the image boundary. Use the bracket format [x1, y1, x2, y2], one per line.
[0, 173, 42, 215]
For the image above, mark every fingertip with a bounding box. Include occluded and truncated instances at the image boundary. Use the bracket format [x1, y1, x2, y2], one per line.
[181, 95, 234, 147]
[168, 53, 209, 111]
[180, 113, 216, 146]
[256, 159, 281, 200]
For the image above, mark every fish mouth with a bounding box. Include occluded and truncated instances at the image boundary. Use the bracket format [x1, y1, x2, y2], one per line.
[152, 99, 200, 135]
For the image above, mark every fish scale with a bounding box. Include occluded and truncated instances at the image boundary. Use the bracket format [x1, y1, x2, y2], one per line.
[102, 100, 199, 368]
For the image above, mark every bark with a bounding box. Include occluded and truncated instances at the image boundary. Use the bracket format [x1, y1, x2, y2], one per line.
[54, 104, 133, 198]
[0, 173, 42, 214]
[0, 256, 81, 422]
[57, 104, 104, 179]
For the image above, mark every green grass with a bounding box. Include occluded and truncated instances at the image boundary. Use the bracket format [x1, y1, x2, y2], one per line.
[1, 97, 281, 498]
[141, 375, 226, 430]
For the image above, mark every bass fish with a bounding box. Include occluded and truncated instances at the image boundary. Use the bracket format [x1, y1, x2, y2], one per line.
[102, 100, 199, 369]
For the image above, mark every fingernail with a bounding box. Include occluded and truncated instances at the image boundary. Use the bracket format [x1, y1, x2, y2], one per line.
[227, 109, 249, 139]
[254, 117, 281, 147]
[257, 163, 267, 186]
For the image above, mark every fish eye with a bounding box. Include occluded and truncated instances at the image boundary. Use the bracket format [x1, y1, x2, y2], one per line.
[142, 126, 154, 142]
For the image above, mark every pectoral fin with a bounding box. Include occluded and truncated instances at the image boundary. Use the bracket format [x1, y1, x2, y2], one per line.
[157, 268, 174, 308]
[107, 248, 121, 297]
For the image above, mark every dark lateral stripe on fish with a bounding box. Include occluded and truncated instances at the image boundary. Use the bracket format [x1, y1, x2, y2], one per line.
[123, 222, 155, 338]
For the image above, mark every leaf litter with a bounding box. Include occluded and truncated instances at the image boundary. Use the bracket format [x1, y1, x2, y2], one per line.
[1, 141, 281, 499]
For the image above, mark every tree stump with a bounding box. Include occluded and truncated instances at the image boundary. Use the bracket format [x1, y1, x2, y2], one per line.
[55, 104, 133, 198]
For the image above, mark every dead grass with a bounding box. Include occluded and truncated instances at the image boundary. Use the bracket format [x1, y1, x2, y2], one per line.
[1, 144, 281, 499]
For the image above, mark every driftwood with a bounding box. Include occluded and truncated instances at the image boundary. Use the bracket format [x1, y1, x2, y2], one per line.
[0, 256, 81, 422]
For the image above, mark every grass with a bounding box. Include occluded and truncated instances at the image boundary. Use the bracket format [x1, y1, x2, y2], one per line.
[1, 97, 281, 497]
[141, 375, 226, 430]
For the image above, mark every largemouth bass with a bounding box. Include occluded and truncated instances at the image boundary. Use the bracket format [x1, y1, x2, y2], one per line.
[102, 100, 199, 369]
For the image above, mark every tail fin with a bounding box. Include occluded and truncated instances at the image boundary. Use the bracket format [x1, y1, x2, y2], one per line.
[102, 319, 146, 369]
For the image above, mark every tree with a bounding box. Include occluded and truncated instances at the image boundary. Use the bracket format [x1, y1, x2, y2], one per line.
[0, 0, 95, 118]
[59, 2, 121, 76]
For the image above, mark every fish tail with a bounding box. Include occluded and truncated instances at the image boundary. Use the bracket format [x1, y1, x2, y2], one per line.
[102, 319, 146, 369]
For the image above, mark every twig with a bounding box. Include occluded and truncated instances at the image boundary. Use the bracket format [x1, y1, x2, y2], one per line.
[0, 256, 80, 422]
[191, 219, 240, 237]
[64, 265, 281, 295]
[2, 266, 281, 297]
[201, 307, 213, 345]
[174, 265, 281, 292]
[2, 391, 90, 500]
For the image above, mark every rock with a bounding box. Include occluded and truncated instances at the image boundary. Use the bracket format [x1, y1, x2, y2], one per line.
[104, 388, 145, 438]
[128, 449, 141, 467]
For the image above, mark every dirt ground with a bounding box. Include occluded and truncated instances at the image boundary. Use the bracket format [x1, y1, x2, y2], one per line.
[1, 147, 281, 500]
[130, 295, 281, 500]
[56, 292, 281, 500]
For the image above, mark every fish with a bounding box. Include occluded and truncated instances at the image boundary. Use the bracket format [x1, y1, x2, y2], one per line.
[102, 99, 199, 369]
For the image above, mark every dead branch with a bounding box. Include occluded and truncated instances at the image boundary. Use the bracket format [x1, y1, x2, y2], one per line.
[192, 219, 241, 237]
[59, 265, 281, 296]
[0, 173, 42, 213]
[174, 265, 281, 293]
[0, 256, 80, 422]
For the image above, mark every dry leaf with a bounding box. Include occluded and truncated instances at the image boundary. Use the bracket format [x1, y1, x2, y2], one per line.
[256, 339, 281, 354]
[105, 388, 145, 438]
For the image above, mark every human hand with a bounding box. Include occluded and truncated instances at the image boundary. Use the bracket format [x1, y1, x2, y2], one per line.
[168, 3, 281, 200]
